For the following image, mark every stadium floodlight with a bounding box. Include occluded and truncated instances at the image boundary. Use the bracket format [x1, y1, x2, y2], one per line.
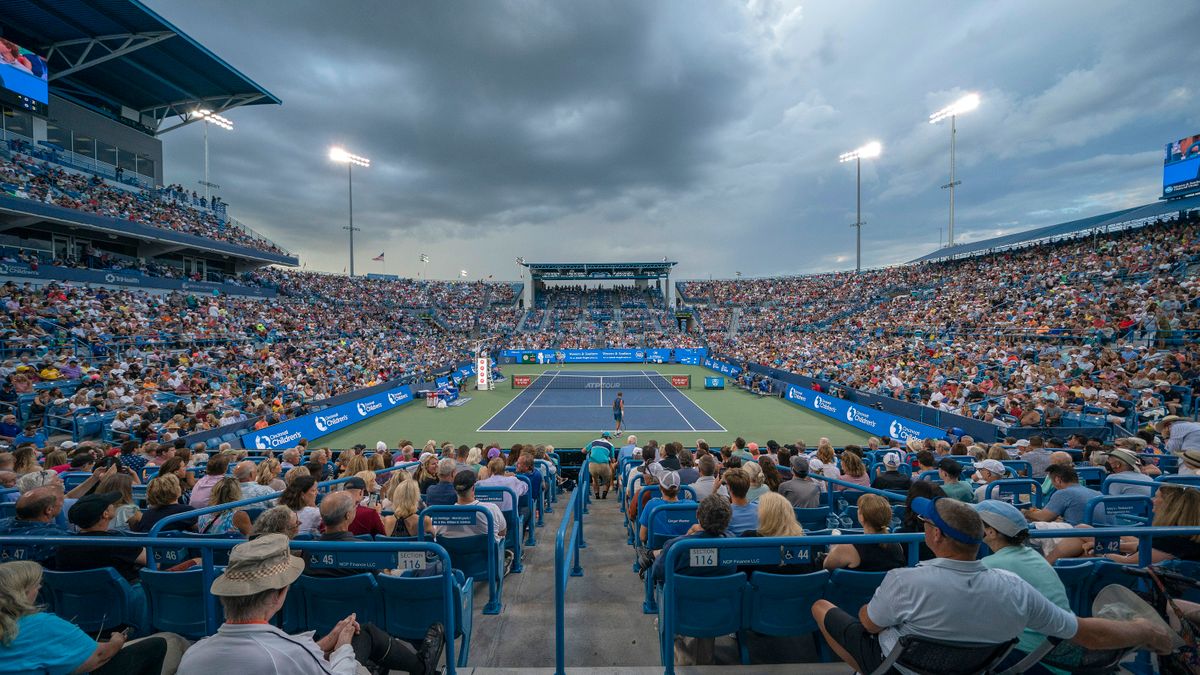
[329, 146, 369, 276]
[839, 141, 882, 273]
[194, 109, 233, 204]
[929, 93, 980, 247]
[460, 270, 468, 278]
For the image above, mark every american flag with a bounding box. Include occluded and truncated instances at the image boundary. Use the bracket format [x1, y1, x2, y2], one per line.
[372, 252, 385, 261]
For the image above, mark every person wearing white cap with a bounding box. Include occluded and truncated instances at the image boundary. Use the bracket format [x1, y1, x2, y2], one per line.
[972, 459, 1008, 503]
[870, 452, 911, 492]
[638, 470, 684, 546]
[178, 534, 445, 675]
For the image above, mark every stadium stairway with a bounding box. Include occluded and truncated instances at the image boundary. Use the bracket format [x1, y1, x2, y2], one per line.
[465, 490, 854, 672]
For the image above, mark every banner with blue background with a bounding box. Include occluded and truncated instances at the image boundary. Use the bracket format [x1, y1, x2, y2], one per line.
[247, 384, 414, 449]
[501, 348, 706, 364]
[783, 384, 944, 441]
[702, 356, 743, 377]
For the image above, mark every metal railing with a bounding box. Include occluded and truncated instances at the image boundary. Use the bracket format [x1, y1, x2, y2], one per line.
[554, 466, 590, 675]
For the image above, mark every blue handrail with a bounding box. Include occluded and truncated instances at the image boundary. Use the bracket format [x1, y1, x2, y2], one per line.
[659, 525, 1200, 674]
[554, 462, 590, 675]
[0, 534, 460, 673]
[810, 473, 908, 503]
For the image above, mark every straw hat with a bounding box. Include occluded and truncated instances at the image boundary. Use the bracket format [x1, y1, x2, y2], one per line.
[1154, 415, 1185, 434]
[210, 534, 304, 597]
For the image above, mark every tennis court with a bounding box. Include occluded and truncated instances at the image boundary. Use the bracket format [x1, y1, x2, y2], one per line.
[478, 370, 726, 432]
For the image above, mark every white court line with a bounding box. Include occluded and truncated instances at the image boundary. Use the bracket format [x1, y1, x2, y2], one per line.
[641, 370, 696, 432]
[525, 404, 676, 408]
[506, 370, 559, 431]
[476, 427, 727, 433]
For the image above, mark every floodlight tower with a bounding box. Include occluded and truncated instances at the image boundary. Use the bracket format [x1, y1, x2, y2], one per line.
[929, 93, 980, 248]
[195, 109, 232, 203]
[838, 141, 882, 273]
[329, 147, 370, 276]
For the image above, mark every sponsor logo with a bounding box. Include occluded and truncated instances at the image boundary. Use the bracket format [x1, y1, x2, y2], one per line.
[313, 411, 350, 433]
[0, 264, 38, 277]
[584, 382, 620, 389]
[888, 419, 923, 442]
[356, 399, 383, 416]
[254, 428, 304, 449]
[387, 391, 408, 405]
[103, 273, 141, 285]
[788, 386, 807, 403]
[845, 405, 878, 429]
[512, 375, 533, 388]
[812, 395, 837, 413]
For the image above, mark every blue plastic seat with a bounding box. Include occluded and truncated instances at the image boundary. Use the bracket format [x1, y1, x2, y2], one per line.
[743, 570, 830, 663]
[658, 571, 747, 667]
[293, 574, 383, 636]
[139, 568, 224, 639]
[793, 506, 831, 531]
[42, 567, 147, 635]
[1053, 560, 1098, 616]
[378, 571, 474, 667]
[823, 569, 887, 615]
[436, 533, 505, 614]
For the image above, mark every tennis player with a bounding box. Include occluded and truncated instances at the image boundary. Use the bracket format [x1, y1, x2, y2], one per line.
[613, 391, 624, 434]
[556, 350, 566, 368]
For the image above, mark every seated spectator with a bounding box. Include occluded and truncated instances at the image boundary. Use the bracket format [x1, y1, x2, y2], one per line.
[189, 454, 231, 508]
[676, 450, 699, 485]
[1026, 464, 1108, 526]
[235, 461, 277, 502]
[515, 454, 543, 507]
[937, 458, 975, 503]
[249, 505, 300, 539]
[639, 471, 686, 546]
[975, 499, 1074, 670]
[439, 470, 506, 544]
[177, 534, 445, 675]
[720, 468, 758, 535]
[386, 479, 430, 538]
[895, 481, 945, 562]
[1103, 448, 1154, 496]
[972, 459, 1008, 502]
[98, 472, 142, 531]
[341, 476, 386, 537]
[870, 453, 911, 492]
[303, 492, 362, 577]
[778, 456, 821, 508]
[425, 458, 459, 506]
[689, 455, 718, 500]
[0, 486, 67, 563]
[131, 474, 196, 532]
[837, 452, 872, 490]
[477, 456, 530, 517]
[0, 560, 175, 675]
[823, 494, 905, 572]
[1047, 483, 1200, 564]
[196, 477, 253, 536]
[54, 493, 147, 582]
[740, 491, 804, 538]
[812, 496, 1175, 675]
[279, 475, 321, 537]
[742, 462, 769, 502]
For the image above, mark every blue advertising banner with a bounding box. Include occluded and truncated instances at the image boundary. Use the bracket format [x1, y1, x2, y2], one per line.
[702, 356, 743, 377]
[247, 384, 414, 449]
[501, 348, 707, 364]
[0, 261, 277, 298]
[783, 384, 944, 442]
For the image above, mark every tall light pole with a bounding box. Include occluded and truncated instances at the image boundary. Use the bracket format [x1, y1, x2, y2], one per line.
[329, 146, 369, 276]
[195, 109, 232, 204]
[929, 93, 979, 248]
[838, 141, 882, 273]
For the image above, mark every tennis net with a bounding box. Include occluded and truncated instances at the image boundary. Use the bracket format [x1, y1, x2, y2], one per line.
[511, 373, 691, 390]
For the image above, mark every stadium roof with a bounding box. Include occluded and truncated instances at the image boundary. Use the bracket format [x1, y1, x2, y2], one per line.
[0, 0, 280, 134]
[909, 194, 1200, 263]
[521, 261, 678, 280]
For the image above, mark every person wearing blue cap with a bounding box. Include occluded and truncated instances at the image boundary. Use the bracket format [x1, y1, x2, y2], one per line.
[976, 500, 1073, 673]
[812, 496, 1174, 674]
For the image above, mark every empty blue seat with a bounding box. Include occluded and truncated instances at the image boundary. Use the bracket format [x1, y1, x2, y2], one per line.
[823, 569, 887, 616]
[658, 572, 747, 667]
[293, 574, 383, 636]
[42, 567, 147, 636]
[793, 506, 831, 531]
[378, 571, 473, 666]
[743, 570, 830, 663]
[139, 568, 224, 639]
[1053, 560, 1098, 616]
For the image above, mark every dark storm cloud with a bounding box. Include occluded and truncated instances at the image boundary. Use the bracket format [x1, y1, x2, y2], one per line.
[149, 1, 1200, 277]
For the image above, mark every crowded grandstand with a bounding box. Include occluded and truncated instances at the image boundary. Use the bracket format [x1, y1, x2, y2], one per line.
[0, 2, 1198, 674]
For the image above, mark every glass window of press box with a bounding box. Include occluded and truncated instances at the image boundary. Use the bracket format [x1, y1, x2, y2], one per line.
[5, 106, 155, 179]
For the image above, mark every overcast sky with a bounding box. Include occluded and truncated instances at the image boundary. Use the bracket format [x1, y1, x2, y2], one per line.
[149, 0, 1200, 280]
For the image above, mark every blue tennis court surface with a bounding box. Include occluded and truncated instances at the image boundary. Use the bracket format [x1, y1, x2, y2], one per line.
[478, 370, 725, 432]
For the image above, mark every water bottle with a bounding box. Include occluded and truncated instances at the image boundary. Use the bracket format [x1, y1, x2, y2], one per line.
[840, 514, 855, 529]
[826, 513, 840, 530]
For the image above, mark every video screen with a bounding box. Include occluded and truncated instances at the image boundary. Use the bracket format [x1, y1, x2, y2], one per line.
[0, 36, 48, 116]
[1163, 133, 1200, 198]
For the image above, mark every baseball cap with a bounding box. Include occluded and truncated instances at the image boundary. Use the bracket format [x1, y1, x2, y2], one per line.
[882, 452, 900, 467]
[974, 500, 1028, 537]
[601, 431, 613, 439]
[342, 476, 367, 491]
[910, 496, 982, 545]
[659, 471, 680, 490]
[487, 447, 502, 459]
[453, 469, 476, 492]
[1014, 439, 1030, 448]
[976, 459, 1006, 476]
[747, 442, 759, 452]
[790, 456, 810, 476]
[67, 492, 122, 528]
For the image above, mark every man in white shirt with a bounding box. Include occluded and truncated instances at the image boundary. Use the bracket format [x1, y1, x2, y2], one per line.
[440, 470, 507, 543]
[476, 456, 529, 515]
[178, 534, 444, 675]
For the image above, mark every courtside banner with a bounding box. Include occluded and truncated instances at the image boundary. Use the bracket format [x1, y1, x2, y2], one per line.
[702, 356, 742, 377]
[248, 384, 414, 449]
[783, 385, 943, 441]
[501, 348, 706, 364]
